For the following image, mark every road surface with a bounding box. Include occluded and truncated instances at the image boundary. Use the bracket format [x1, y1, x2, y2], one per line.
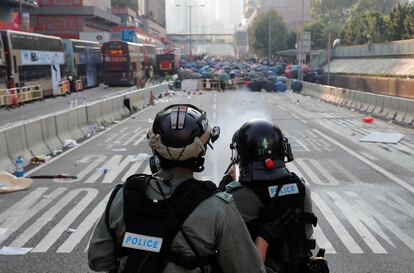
[1, 88, 413, 273]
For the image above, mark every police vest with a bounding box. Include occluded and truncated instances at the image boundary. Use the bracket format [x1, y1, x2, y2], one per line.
[241, 172, 316, 263]
[106, 174, 218, 273]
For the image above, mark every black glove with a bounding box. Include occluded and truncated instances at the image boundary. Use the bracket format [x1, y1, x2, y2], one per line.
[257, 207, 300, 243]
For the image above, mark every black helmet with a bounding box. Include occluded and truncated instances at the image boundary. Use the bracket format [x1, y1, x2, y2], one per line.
[231, 119, 293, 183]
[148, 104, 220, 172]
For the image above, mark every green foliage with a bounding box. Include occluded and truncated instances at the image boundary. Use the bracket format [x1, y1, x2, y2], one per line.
[389, 3, 414, 40]
[340, 9, 390, 45]
[309, 0, 413, 46]
[248, 11, 289, 57]
[340, 3, 414, 45]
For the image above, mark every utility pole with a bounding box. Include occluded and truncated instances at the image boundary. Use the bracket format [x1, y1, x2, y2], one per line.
[268, 12, 271, 60]
[176, 4, 206, 59]
[299, 0, 305, 81]
[327, 32, 332, 86]
[19, 0, 23, 31]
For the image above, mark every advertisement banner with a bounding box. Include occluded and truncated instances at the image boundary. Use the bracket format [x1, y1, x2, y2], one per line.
[51, 64, 61, 95]
[21, 51, 65, 65]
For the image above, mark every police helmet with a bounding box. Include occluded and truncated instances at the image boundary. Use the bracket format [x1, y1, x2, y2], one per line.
[148, 104, 220, 172]
[231, 119, 293, 182]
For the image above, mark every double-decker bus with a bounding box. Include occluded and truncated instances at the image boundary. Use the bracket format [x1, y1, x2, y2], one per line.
[0, 37, 7, 90]
[63, 39, 102, 88]
[0, 30, 65, 96]
[102, 41, 144, 87]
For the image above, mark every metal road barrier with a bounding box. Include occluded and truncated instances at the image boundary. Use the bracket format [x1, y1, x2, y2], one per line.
[75, 80, 84, 92]
[198, 79, 246, 91]
[301, 82, 414, 127]
[0, 82, 171, 173]
[0, 86, 43, 106]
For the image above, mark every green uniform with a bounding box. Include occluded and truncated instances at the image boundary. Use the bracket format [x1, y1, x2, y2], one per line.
[88, 169, 266, 273]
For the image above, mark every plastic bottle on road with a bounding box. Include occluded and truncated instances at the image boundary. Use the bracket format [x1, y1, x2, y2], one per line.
[15, 156, 25, 177]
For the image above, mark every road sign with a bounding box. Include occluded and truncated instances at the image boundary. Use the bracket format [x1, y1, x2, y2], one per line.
[121, 30, 135, 42]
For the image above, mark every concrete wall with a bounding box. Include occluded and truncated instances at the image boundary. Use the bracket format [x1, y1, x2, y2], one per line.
[334, 39, 414, 58]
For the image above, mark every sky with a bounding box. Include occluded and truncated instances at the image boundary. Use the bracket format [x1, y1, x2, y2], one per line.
[166, 0, 243, 34]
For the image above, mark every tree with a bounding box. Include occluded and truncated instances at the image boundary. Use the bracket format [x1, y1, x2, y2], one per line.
[389, 3, 414, 40]
[340, 9, 390, 45]
[248, 11, 289, 57]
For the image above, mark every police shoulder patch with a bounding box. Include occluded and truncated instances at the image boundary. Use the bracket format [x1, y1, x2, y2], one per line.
[215, 192, 234, 203]
[225, 181, 242, 192]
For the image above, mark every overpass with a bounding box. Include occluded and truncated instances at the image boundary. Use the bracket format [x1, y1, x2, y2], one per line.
[168, 33, 236, 56]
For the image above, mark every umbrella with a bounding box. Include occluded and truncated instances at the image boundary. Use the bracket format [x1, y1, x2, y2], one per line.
[218, 73, 231, 81]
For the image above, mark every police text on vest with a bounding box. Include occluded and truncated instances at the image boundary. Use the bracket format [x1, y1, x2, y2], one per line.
[122, 232, 163, 252]
[268, 183, 299, 198]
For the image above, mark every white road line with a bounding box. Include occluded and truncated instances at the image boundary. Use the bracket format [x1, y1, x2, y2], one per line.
[312, 192, 363, 254]
[133, 134, 147, 146]
[32, 188, 99, 253]
[327, 191, 388, 254]
[133, 127, 142, 133]
[122, 160, 147, 182]
[327, 159, 360, 183]
[295, 158, 339, 186]
[294, 139, 310, 151]
[123, 128, 145, 146]
[0, 187, 64, 245]
[400, 141, 414, 150]
[313, 129, 414, 194]
[86, 155, 135, 184]
[54, 155, 107, 183]
[25, 106, 153, 177]
[11, 188, 79, 247]
[312, 226, 336, 254]
[378, 192, 414, 219]
[359, 151, 378, 161]
[57, 192, 111, 253]
[292, 113, 308, 124]
[0, 187, 49, 223]
[345, 191, 414, 252]
[105, 133, 119, 143]
[286, 162, 301, 175]
[277, 105, 287, 111]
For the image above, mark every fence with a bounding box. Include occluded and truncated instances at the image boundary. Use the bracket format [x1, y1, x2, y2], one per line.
[326, 74, 414, 100]
[197, 79, 247, 90]
[301, 81, 414, 127]
[0, 82, 170, 173]
[0, 86, 43, 106]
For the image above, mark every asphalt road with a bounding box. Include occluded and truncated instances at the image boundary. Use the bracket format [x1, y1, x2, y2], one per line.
[1, 88, 413, 273]
[0, 85, 131, 129]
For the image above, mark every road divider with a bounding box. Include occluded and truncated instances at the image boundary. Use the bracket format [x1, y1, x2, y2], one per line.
[302, 82, 414, 127]
[0, 83, 170, 173]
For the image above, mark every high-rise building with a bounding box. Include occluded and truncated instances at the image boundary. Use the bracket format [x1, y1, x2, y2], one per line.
[139, 0, 166, 27]
[111, 0, 139, 13]
[259, 0, 311, 30]
[31, 0, 120, 40]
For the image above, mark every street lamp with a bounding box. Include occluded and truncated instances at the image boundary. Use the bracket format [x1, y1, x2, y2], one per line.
[176, 4, 206, 58]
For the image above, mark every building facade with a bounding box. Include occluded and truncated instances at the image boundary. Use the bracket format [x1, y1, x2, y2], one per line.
[259, 0, 311, 30]
[31, 0, 120, 39]
[0, 0, 38, 31]
[138, 0, 166, 27]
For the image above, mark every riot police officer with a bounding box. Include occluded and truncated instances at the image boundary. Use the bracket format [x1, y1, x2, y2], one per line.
[219, 119, 327, 273]
[88, 104, 266, 273]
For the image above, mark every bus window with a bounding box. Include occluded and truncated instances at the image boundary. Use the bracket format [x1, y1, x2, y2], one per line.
[19, 65, 51, 82]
